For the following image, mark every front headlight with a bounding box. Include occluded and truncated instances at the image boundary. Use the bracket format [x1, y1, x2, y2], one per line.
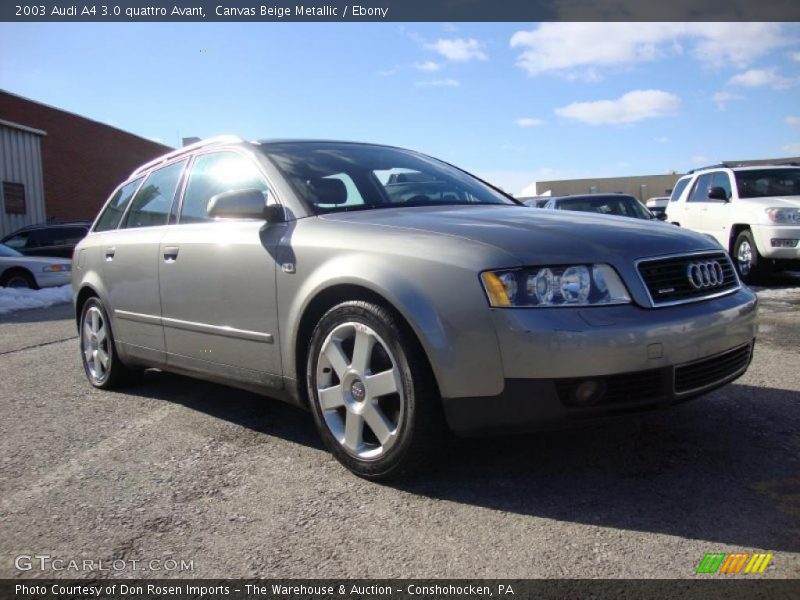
[766, 208, 800, 224]
[481, 264, 631, 307]
[42, 264, 71, 272]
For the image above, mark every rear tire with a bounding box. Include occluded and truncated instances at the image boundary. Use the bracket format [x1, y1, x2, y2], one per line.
[79, 297, 140, 389]
[306, 300, 444, 480]
[733, 229, 768, 283]
[1, 269, 38, 289]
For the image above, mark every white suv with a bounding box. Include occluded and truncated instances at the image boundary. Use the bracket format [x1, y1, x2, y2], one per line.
[665, 164, 800, 282]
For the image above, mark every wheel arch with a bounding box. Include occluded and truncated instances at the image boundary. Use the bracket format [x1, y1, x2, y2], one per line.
[729, 224, 752, 253]
[75, 284, 101, 327]
[0, 266, 36, 286]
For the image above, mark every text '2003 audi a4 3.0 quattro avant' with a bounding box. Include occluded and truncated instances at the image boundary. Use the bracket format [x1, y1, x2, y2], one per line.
[72, 137, 758, 479]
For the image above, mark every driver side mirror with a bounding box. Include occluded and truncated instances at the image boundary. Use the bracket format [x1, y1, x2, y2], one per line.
[656, 211, 668, 221]
[707, 186, 729, 201]
[207, 188, 284, 222]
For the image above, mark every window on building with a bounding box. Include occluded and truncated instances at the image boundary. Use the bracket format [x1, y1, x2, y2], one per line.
[2, 182, 26, 215]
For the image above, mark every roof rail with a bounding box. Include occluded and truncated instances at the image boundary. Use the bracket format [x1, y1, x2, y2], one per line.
[130, 135, 244, 177]
[687, 162, 730, 174]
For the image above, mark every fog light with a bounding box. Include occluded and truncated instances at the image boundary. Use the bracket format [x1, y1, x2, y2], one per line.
[573, 379, 606, 406]
[770, 238, 799, 248]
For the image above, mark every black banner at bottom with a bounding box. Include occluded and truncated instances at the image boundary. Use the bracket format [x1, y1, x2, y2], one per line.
[3, 579, 799, 600]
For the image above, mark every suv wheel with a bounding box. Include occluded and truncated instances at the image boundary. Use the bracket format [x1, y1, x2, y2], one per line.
[306, 301, 442, 480]
[733, 229, 767, 283]
[79, 297, 139, 389]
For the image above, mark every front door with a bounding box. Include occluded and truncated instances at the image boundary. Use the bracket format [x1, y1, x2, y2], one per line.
[157, 150, 283, 383]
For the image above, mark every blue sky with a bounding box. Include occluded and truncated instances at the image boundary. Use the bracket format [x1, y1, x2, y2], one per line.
[1, 22, 799, 194]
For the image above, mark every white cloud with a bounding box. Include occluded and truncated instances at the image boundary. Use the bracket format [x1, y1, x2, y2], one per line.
[617, 161, 631, 168]
[786, 116, 800, 126]
[555, 90, 680, 125]
[426, 38, 487, 62]
[728, 67, 796, 89]
[713, 90, 743, 110]
[692, 155, 710, 165]
[782, 143, 800, 154]
[509, 23, 794, 77]
[515, 117, 544, 127]
[654, 136, 670, 143]
[791, 51, 800, 62]
[415, 79, 460, 88]
[414, 61, 441, 72]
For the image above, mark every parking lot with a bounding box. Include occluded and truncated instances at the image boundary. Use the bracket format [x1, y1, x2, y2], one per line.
[1, 277, 798, 579]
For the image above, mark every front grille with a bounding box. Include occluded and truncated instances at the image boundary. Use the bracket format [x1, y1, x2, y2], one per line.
[556, 368, 665, 408]
[637, 251, 739, 306]
[674, 344, 752, 394]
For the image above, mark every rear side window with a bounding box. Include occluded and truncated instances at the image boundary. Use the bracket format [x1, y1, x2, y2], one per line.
[669, 177, 690, 202]
[95, 178, 142, 232]
[123, 161, 187, 229]
[180, 152, 269, 223]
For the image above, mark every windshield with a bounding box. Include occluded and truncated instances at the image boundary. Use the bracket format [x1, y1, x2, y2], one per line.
[557, 195, 653, 219]
[260, 142, 516, 213]
[734, 169, 800, 198]
[0, 244, 24, 257]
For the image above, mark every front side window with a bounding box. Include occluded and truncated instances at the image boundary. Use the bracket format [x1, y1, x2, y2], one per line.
[669, 177, 690, 202]
[180, 152, 270, 223]
[122, 161, 187, 229]
[261, 142, 515, 214]
[688, 174, 714, 202]
[734, 168, 800, 198]
[95, 178, 142, 231]
[710, 172, 732, 200]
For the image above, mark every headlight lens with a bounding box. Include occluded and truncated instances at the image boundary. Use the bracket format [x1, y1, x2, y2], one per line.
[42, 264, 71, 272]
[481, 264, 631, 307]
[766, 208, 800, 224]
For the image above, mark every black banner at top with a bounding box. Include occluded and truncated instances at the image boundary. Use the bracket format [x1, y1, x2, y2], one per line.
[2, 0, 800, 22]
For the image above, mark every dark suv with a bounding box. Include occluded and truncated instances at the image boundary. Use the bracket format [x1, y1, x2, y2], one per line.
[2, 222, 90, 258]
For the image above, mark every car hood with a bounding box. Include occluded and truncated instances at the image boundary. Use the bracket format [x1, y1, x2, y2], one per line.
[321, 205, 719, 265]
[738, 195, 800, 208]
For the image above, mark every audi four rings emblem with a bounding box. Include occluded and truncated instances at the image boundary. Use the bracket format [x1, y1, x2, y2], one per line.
[687, 260, 725, 289]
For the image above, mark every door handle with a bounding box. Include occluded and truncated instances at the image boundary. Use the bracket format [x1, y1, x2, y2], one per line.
[104, 247, 115, 261]
[163, 246, 180, 263]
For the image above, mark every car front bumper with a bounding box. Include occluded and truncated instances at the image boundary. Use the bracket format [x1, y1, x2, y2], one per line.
[442, 287, 758, 435]
[752, 224, 800, 261]
[34, 271, 72, 288]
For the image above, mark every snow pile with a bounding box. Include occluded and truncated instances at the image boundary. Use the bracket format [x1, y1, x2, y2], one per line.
[0, 284, 72, 315]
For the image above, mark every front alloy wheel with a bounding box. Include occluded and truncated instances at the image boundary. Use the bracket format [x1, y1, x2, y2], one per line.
[307, 301, 443, 480]
[733, 229, 766, 283]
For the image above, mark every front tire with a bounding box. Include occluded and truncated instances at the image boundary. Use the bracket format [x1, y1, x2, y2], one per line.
[306, 301, 443, 480]
[733, 229, 768, 283]
[1, 269, 38, 289]
[79, 297, 139, 389]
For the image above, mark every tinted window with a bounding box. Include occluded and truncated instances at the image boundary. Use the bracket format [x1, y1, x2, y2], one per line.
[556, 195, 651, 219]
[123, 161, 186, 229]
[95, 178, 142, 231]
[734, 168, 800, 198]
[27, 226, 88, 247]
[3, 232, 29, 249]
[261, 142, 514, 213]
[669, 178, 690, 202]
[181, 152, 269, 223]
[711, 172, 732, 199]
[688, 174, 713, 202]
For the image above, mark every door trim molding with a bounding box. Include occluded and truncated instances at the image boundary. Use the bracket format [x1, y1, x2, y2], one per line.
[115, 310, 274, 343]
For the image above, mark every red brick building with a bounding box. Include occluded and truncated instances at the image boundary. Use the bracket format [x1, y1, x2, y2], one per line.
[0, 90, 172, 222]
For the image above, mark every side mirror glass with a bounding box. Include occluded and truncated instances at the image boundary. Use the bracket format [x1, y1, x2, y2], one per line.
[707, 186, 729, 201]
[656, 211, 668, 221]
[207, 188, 284, 222]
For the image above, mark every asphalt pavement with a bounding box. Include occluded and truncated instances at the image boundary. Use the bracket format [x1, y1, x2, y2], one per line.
[0, 280, 798, 579]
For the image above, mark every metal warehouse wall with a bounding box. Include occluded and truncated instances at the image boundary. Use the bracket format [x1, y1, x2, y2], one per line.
[0, 120, 46, 237]
[536, 174, 682, 201]
[0, 90, 172, 222]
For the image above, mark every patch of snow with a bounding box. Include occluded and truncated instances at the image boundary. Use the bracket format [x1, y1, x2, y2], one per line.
[753, 287, 800, 301]
[0, 284, 72, 315]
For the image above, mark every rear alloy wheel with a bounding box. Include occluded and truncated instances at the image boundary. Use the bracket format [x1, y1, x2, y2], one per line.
[733, 229, 767, 283]
[79, 297, 139, 389]
[307, 301, 442, 480]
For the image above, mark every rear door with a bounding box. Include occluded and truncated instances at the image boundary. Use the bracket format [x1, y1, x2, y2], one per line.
[102, 159, 188, 363]
[157, 150, 283, 383]
[681, 173, 713, 233]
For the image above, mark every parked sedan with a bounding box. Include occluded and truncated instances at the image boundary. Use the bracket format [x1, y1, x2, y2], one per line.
[72, 137, 756, 480]
[0, 244, 72, 288]
[545, 193, 665, 220]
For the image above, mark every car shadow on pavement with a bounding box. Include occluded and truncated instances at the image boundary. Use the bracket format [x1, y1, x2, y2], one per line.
[126, 372, 799, 553]
[396, 383, 800, 553]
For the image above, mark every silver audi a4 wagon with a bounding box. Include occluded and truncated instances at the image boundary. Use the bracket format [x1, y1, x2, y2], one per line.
[73, 137, 758, 479]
